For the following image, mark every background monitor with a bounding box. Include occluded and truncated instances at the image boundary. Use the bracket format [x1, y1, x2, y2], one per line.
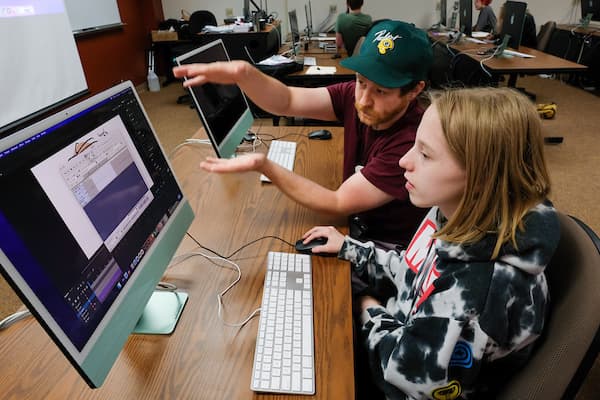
[289, 9, 300, 44]
[243, 0, 250, 20]
[175, 39, 254, 159]
[305, 1, 313, 38]
[440, 0, 448, 26]
[501, 1, 527, 49]
[0, 81, 194, 388]
[459, 0, 472, 36]
[581, 0, 600, 22]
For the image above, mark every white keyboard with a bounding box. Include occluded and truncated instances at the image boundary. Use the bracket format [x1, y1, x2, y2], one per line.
[250, 252, 315, 395]
[260, 140, 296, 183]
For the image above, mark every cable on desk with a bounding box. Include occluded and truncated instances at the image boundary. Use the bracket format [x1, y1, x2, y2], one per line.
[156, 281, 178, 291]
[260, 132, 307, 145]
[0, 309, 32, 330]
[185, 232, 295, 259]
[168, 138, 212, 159]
[170, 249, 261, 328]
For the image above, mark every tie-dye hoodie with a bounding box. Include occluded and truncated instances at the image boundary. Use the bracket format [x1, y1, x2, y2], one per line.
[339, 202, 560, 399]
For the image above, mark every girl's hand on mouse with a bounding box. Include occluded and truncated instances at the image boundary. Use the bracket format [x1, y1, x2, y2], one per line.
[302, 226, 345, 254]
[200, 153, 266, 173]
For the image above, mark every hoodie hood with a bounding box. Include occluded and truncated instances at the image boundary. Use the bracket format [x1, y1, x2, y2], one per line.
[434, 201, 560, 276]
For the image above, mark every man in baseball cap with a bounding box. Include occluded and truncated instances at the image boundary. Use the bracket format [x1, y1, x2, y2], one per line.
[174, 19, 433, 248]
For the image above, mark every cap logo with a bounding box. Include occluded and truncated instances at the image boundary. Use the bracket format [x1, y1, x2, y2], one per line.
[372, 30, 402, 55]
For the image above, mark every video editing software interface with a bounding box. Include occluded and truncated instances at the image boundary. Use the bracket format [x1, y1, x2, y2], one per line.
[0, 86, 183, 351]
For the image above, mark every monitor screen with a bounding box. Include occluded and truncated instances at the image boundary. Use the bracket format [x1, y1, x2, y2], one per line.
[582, 0, 600, 22]
[0, 81, 194, 388]
[174, 39, 254, 159]
[289, 9, 300, 43]
[459, 0, 472, 36]
[440, 0, 448, 26]
[501, 1, 527, 49]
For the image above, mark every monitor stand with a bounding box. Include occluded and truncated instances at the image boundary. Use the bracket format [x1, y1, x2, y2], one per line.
[133, 291, 188, 334]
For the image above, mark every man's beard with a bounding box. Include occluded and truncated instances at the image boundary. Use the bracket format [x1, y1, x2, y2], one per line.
[355, 102, 401, 129]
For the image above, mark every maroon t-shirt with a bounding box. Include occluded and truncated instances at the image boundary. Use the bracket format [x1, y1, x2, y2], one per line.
[327, 81, 428, 246]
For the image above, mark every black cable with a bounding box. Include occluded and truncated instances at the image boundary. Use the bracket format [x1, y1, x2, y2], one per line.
[226, 235, 295, 259]
[186, 232, 227, 258]
[274, 133, 308, 141]
[186, 232, 295, 259]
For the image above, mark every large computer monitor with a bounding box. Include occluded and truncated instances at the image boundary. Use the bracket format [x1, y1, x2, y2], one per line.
[175, 39, 254, 159]
[459, 0, 472, 36]
[581, 0, 600, 22]
[440, 0, 448, 27]
[501, 1, 527, 49]
[0, 81, 194, 388]
[305, 1, 313, 38]
[289, 9, 300, 44]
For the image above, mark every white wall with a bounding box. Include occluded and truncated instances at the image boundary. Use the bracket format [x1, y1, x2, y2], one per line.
[162, 0, 586, 38]
[163, 0, 439, 37]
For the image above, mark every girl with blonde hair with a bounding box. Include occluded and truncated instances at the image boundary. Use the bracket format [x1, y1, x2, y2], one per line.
[302, 87, 559, 399]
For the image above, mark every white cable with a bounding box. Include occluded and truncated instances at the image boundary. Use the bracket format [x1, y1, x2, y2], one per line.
[0, 309, 32, 330]
[169, 250, 261, 328]
[168, 138, 211, 159]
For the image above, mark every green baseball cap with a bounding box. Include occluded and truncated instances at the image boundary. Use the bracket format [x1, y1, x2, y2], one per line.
[340, 20, 433, 88]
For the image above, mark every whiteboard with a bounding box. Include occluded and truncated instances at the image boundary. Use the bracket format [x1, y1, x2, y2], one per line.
[64, 0, 122, 32]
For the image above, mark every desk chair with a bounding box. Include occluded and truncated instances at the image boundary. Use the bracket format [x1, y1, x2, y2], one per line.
[536, 21, 557, 52]
[352, 36, 366, 56]
[497, 212, 600, 400]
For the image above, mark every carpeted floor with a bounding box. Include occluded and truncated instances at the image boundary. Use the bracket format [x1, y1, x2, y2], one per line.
[1, 75, 599, 397]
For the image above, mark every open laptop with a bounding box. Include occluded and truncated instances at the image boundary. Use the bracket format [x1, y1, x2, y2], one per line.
[174, 39, 254, 158]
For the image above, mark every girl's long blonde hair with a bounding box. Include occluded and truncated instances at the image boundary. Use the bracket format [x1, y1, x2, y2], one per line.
[431, 87, 551, 258]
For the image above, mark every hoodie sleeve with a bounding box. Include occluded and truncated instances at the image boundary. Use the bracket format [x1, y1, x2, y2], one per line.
[340, 237, 486, 399]
[359, 306, 489, 400]
[339, 236, 405, 303]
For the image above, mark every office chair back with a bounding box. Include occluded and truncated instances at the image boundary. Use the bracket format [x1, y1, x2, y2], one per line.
[352, 36, 366, 56]
[536, 21, 556, 52]
[497, 212, 600, 400]
[189, 10, 218, 35]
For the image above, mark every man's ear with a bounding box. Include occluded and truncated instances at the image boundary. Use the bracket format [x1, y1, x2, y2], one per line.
[408, 81, 426, 101]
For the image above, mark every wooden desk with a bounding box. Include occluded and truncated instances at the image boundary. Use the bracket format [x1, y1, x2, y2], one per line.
[0, 126, 355, 399]
[429, 32, 588, 88]
[449, 40, 588, 86]
[556, 24, 600, 37]
[284, 53, 355, 86]
[549, 25, 600, 88]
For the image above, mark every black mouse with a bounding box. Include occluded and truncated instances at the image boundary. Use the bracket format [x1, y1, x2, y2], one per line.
[295, 237, 336, 257]
[308, 129, 332, 140]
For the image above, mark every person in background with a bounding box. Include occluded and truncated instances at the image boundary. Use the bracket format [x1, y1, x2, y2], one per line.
[174, 20, 433, 250]
[335, 0, 372, 56]
[473, 0, 497, 33]
[301, 87, 559, 399]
